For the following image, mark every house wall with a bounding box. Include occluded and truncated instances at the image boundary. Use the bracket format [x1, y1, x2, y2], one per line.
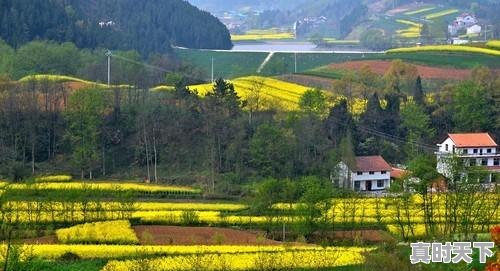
[352, 171, 391, 191]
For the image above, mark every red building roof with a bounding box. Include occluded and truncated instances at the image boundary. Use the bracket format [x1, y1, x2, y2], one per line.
[448, 133, 497, 148]
[354, 156, 392, 172]
[390, 167, 407, 179]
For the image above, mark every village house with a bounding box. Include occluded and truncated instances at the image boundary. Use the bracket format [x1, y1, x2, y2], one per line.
[436, 133, 500, 183]
[336, 156, 393, 192]
[448, 13, 479, 36]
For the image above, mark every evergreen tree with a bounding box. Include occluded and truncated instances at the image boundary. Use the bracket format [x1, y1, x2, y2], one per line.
[413, 76, 425, 106]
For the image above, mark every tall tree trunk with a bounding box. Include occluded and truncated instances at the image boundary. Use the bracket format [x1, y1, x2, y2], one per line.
[102, 142, 106, 176]
[31, 141, 35, 175]
[153, 130, 158, 183]
[143, 121, 151, 181]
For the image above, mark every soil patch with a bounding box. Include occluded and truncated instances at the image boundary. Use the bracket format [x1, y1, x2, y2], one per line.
[133, 225, 283, 246]
[327, 60, 489, 80]
[22, 235, 58, 244]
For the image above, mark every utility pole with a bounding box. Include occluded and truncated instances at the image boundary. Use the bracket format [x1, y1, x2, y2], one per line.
[106, 50, 112, 87]
[294, 52, 297, 73]
[211, 56, 214, 83]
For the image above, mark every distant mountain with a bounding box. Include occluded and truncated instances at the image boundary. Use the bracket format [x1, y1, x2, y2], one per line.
[188, 0, 309, 12]
[0, 0, 232, 55]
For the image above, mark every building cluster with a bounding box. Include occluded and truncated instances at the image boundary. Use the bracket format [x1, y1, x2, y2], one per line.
[293, 16, 333, 39]
[337, 133, 499, 192]
[448, 13, 481, 37]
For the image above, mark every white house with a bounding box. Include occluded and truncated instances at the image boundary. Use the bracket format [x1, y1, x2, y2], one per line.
[467, 24, 482, 35]
[436, 133, 500, 183]
[337, 156, 392, 191]
[448, 13, 478, 36]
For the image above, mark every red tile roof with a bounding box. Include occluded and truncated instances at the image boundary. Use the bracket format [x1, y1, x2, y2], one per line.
[390, 167, 407, 179]
[354, 156, 392, 172]
[448, 133, 497, 147]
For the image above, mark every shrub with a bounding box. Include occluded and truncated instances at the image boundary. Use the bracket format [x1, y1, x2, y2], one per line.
[180, 210, 200, 225]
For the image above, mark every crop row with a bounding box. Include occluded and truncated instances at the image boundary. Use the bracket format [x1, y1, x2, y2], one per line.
[6, 244, 373, 260]
[102, 249, 368, 271]
[3, 182, 201, 198]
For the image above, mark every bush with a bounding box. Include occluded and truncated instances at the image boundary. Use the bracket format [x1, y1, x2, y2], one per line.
[180, 210, 200, 226]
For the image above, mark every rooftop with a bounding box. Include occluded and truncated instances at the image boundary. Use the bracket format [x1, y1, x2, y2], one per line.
[354, 156, 392, 172]
[447, 133, 497, 148]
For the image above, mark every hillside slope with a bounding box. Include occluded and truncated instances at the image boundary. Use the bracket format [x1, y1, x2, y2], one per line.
[0, 0, 232, 55]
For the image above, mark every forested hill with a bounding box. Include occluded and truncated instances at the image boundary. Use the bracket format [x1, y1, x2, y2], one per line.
[0, 0, 232, 55]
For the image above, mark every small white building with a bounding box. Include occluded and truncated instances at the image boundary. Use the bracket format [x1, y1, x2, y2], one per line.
[337, 156, 392, 191]
[448, 13, 478, 36]
[436, 133, 500, 183]
[466, 24, 482, 35]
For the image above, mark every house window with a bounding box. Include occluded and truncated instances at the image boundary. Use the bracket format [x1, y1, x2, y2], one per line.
[377, 180, 384, 187]
[357, 172, 363, 175]
[494, 159, 500, 166]
[445, 144, 449, 151]
[381, 171, 387, 174]
[487, 148, 492, 153]
[354, 181, 360, 191]
[473, 149, 478, 154]
[369, 171, 375, 175]
[462, 149, 467, 154]
[481, 159, 488, 166]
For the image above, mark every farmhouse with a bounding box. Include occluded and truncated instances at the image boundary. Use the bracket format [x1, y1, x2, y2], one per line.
[336, 156, 392, 192]
[448, 13, 478, 36]
[436, 133, 500, 183]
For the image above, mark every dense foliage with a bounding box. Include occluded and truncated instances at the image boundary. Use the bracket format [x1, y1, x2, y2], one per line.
[0, 62, 498, 190]
[0, 0, 232, 55]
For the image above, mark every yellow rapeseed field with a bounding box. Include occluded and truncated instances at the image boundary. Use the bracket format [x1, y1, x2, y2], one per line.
[18, 75, 130, 89]
[35, 175, 72, 183]
[486, 40, 500, 50]
[424, 9, 459, 19]
[7, 244, 372, 261]
[387, 45, 500, 56]
[396, 20, 422, 38]
[8, 182, 201, 194]
[102, 248, 371, 271]
[404, 7, 436, 15]
[231, 29, 295, 41]
[56, 220, 139, 244]
[189, 76, 312, 111]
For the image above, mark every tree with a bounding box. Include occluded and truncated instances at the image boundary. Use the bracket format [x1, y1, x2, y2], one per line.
[250, 124, 295, 178]
[298, 88, 328, 117]
[384, 60, 418, 94]
[452, 81, 492, 132]
[413, 76, 425, 106]
[324, 99, 354, 147]
[406, 155, 439, 236]
[204, 78, 243, 190]
[401, 101, 434, 156]
[65, 88, 107, 179]
[420, 23, 433, 44]
[360, 29, 391, 51]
